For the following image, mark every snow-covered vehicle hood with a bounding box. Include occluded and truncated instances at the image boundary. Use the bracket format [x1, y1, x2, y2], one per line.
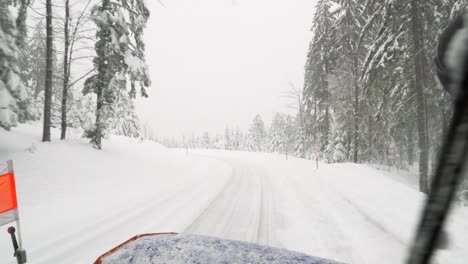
[94, 233, 343, 264]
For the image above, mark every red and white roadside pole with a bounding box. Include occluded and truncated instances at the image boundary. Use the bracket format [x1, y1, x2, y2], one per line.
[1, 160, 27, 264]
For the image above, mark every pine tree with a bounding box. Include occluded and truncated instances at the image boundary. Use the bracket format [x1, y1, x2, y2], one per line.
[0, 0, 33, 130]
[249, 115, 267, 152]
[303, 0, 335, 152]
[294, 129, 307, 158]
[109, 85, 141, 138]
[284, 115, 296, 155]
[332, 132, 347, 162]
[202, 132, 211, 149]
[233, 128, 242, 150]
[84, 0, 150, 149]
[301, 0, 466, 192]
[27, 22, 47, 99]
[224, 127, 232, 150]
[268, 113, 286, 153]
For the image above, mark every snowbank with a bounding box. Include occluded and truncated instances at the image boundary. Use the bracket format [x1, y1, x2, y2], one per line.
[1, 128, 467, 264]
[0, 124, 231, 263]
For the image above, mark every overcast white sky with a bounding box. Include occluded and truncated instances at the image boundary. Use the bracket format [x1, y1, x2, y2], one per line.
[136, 0, 317, 138]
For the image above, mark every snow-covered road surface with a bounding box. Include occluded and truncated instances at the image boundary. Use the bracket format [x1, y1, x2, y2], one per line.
[183, 150, 468, 264]
[184, 157, 282, 247]
[182, 151, 403, 264]
[1, 125, 467, 263]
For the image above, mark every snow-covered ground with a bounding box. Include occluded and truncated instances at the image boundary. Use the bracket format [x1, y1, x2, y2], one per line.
[1, 124, 467, 263]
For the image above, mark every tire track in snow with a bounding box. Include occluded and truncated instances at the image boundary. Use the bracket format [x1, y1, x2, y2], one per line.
[313, 172, 407, 246]
[257, 173, 280, 247]
[184, 164, 260, 242]
[301, 172, 407, 264]
[184, 158, 281, 248]
[184, 152, 407, 264]
[274, 172, 357, 263]
[339, 195, 406, 245]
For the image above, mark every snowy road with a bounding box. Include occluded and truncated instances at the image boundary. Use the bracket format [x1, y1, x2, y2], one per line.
[181, 150, 467, 264]
[184, 157, 282, 247]
[1, 126, 467, 264]
[180, 152, 403, 264]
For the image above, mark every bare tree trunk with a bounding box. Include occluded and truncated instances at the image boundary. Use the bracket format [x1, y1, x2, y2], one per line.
[367, 83, 373, 163]
[298, 93, 306, 158]
[407, 123, 415, 165]
[410, 0, 429, 193]
[61, 0, 70, 140]
[324, 106, 330, 148]
[323, 59, 330, 152]
[43, 0, 53, 142]
[347, 132, 352, 158]
[353, 60, 360, 163]
[353, 85, 359, 163]
[313, 98, 317, 144]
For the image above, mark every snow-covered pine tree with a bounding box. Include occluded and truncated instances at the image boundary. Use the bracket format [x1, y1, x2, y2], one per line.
[224, 127, 232, 150]
[189, 133, 199, 149]
[294, 129, 307, 158]
[202, 132, 211, 149]
[303, 0, 335, 153]
[268, 113, 286, 153]
[22, 20, 62, 128]
[26, 22, 47, 99]
[0, 0, 33, 130]
[232, 128, 242, 150]
[109, 83, 140, 138]
[332, 0, 370, 163]
[284, 115, 296, 155]
[285, 85, 308, 158]
[214, 134, 224, 149]
[332, 132, 347, 162]
[84, 0, 150, 149]
[248, 115, 267, 152]
[302, 0, 467, 193]
[17, 23, 41, 121]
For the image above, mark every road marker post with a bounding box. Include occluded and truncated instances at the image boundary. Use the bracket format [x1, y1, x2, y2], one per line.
[1, 160, 27, 264]
[315, 154, 319, 170]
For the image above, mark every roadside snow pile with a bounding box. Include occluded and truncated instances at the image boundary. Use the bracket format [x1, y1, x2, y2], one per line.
[313, 162, 468, 264]
[0, 124, 231, 264]
[99, 234, 342, 264]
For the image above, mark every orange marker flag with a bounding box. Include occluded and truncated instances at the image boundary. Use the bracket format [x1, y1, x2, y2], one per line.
[0, 160, 19, 226]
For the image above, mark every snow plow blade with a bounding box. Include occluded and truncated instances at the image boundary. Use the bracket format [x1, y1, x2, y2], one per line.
[94, 233, 343, 264]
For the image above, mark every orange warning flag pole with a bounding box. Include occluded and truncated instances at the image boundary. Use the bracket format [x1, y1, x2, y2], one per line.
[0, 160, 24, 249]
[0, 160, 18, 226]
